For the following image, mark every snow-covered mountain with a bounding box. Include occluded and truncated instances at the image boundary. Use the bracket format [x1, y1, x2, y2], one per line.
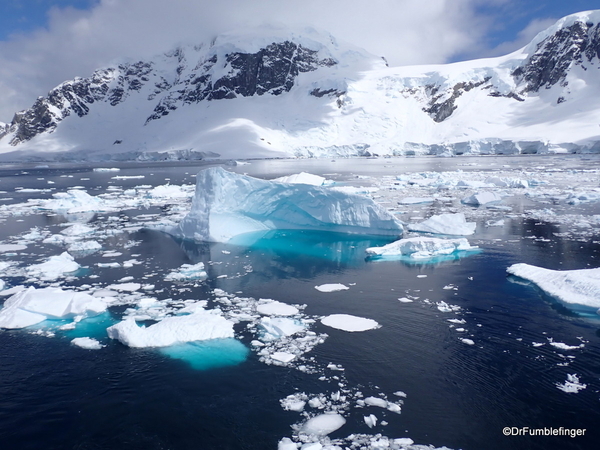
[3, 11, 600, 161]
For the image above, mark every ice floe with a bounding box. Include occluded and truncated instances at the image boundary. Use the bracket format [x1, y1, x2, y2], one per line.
[170, 167, 402, 243]
[299, 413, 346, 436]
[507, 263, 600, 308]
[256, 300, 299, 316]
[71, 337, 105, 349]
[315, 283, 349, 292]
[366, 236, 478, 260]
[26, 252, 81, 281]
[320, 314, 380, 332]
[407, 213, 476, 236]
[106, 310, 234, 348]
[164, 262, 208, 281]
[0, 287, 108, 329]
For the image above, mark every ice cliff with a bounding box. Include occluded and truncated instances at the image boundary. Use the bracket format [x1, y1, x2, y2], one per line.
[170, 167, 403, 242]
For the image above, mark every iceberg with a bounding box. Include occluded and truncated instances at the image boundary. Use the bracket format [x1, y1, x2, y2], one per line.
[507, 263, 600, 309]
[0, 287, 108, 329]
[106, 310, 234, 348]
[366, 236, 478, 260]
[171, 167, 402, 243]
[407, 213, 476, 236]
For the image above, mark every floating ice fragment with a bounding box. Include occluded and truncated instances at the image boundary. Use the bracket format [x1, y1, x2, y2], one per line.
[256, 300, 299, 316]
[315, 283, 349, 292]
[507, 263, 600, 308]
[364, 397, 388, 408]
[0, 244, 27, 252]
[398, 297, 413, 303]
[300, 413, 346, 436]
[0, 287, 108, 329]
[408, 213, 476, 236]
[320, 314, 379, 332]
[366, 236, 477, 260]
[41, 190, 109, 213]
[106, 282, 141, 292]
[436, 301, 461, 313]
[460, 338, 475, 345]
[106, 311, 234, 348]
[26, 252, 80, 280]
[259, 317, 306, 339]
[273, 172, 327, 186]
[71, 337, 104, 349]
[462, 192, 503, 206]
[271, 352, 297, 363]
[548, 339, 585, 351]
[277, 438, 298, 450]
[556, 374, 587, 393]
[171, 167, 402, 243]
[165, 262, 207, 281]
[364, 414, 377, 428]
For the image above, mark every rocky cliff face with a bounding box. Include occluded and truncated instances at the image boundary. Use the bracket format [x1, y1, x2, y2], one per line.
[1, 39, 337, 146]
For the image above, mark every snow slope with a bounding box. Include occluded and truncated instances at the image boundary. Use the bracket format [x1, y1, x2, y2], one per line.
[3, 12, 600, 161]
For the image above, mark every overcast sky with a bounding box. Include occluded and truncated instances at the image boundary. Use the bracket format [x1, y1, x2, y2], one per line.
[0, 0, 598, 121]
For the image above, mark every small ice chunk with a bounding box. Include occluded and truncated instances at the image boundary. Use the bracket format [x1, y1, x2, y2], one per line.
[461, 338, 475, 345]
[366, 236, 477, 259]
[320, 314, 379, 332]
[278, 438, 298, 450]
[273, 172, 326, 186]
[398, 197, 434, 205]
[0, 244, 27, 253]
[259, 317, 305, 339]
[300, 413, 346, 436]
[408, 213, 476, 236]
[26, 252, 80, 280]
[556, 374, 587, 393]
[364, 397, 388, 408]
[71, 337, 104, 350]
[165, 262, 207, 281]
[364, 414, 377, 428]
[60, 223, 95, 236]
[271, 352, 297, 363]
[315, 284, 349, 292]
[398, 297, 413, 303]
[106, 282, 141, 292]
[437, 301, 461, 313]
[256, 300, 299, 316]
[462, 191, 503, 206]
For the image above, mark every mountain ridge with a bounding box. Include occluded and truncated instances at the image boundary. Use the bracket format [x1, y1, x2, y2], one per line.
[2, 13, 600, 161]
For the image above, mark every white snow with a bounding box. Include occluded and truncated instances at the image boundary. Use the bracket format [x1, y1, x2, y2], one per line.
[71, 337, 104, 349]
[171, 167, 402, 243]
[106, 310, 234, 348]
[300, 413, 346, 436]
[320, 314, 380, 332]
[0, 287, 108, 329]
[507, 263, 600, 308]
[314, 283, 349, 292]
[366, 236, 477, 260]
[408, 213, 476, 236]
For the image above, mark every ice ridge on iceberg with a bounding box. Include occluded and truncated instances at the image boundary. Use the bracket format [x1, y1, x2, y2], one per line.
[171, 167, 402, 243]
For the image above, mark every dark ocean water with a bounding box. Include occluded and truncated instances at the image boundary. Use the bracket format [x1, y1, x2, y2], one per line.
[0, 156, 599, 450]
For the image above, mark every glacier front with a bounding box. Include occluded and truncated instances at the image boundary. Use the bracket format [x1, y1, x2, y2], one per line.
[170, 167, 402, 243]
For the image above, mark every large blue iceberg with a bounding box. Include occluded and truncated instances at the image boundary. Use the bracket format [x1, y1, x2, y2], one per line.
[172, 167, 402, 243]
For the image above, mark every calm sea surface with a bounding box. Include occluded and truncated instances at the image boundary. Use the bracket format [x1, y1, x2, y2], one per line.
[0, 156, 599, 450]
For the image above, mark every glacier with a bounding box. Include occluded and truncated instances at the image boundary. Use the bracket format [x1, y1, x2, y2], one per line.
[170, 167, 402, 243]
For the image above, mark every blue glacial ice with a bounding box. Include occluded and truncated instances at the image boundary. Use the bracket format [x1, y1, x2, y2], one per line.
[171, 167, 402, 243]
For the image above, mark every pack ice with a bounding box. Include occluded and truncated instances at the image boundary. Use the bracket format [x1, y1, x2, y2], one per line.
[170, 167, 402, 243]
